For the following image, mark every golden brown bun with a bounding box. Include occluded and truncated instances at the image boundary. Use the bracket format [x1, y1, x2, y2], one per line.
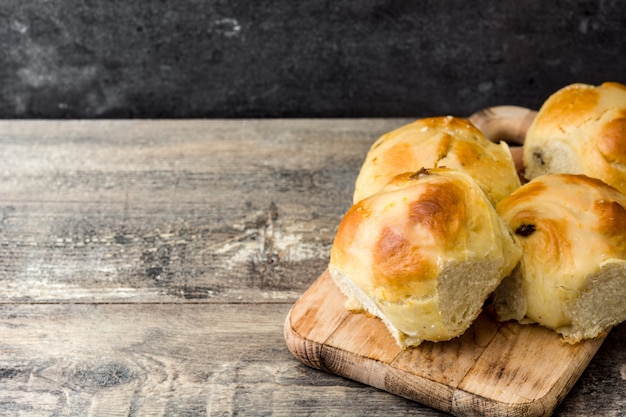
[523, 82, 626, 193]
[330, 168, 521, 348]
[494, 174, 626, 343]
[353, 116, 521, 205]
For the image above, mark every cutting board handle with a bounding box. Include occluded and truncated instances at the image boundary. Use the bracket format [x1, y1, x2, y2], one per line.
[468, 105, 537, 145]
[469, 105, 537, 176]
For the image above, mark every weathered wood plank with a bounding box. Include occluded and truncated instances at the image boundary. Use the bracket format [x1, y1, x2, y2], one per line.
[0, 119, 409, 303]
[0, 303, 447, 417]
[2, 303, 625, 416]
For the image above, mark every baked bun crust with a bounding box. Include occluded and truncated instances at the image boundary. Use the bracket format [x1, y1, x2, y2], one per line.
[523, 82, 626, 193]
[494, 174, 626, 343]
[330, 168, 521, 348]
[353, 116, 521, 205]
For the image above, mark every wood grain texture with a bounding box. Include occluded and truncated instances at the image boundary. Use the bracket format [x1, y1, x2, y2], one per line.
[1, 119, 625, 416]
[0, 303, 446, 417]
[285, 271, 612, 417]
[0, 119, 409, 303]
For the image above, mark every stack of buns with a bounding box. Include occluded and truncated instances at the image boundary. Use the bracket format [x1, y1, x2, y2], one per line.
[493, 82, 626, 342]
[329, 81, 626, 348]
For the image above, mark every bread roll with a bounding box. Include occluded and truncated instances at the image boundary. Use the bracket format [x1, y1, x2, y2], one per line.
[352, 116, 521, 205]
[329, 167, 521, 348]
[523, 82, 626, 193]
[493, 174, 626, 343]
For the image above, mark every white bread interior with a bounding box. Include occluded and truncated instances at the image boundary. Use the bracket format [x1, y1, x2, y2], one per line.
[494, 174, 626, 343]
[330, 168, 521, 348]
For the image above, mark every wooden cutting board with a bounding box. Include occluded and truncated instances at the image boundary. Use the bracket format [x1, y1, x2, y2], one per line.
[284, 270, 606, 417]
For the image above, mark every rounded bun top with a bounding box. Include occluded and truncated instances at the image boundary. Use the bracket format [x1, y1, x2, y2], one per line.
[330, 167, 521, 345]
[353, 116, 520, 205]
[497, 173, 626, 268]
[523, 82, 626, 193]
[331, 168, 520, 326]
[495, 173, 626, 338]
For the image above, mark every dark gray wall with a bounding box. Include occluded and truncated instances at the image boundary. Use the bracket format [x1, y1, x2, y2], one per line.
[0, 0, 624, 118]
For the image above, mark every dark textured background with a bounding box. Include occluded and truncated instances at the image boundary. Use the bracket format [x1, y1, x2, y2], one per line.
[0, 0, 624, 118]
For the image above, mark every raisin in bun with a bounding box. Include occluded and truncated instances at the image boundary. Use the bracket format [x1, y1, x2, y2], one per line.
[493, 174, 626, 343]
[352, 116, 521, 205]
[329, 167, 521, 348]
[523, 82, 626, 193]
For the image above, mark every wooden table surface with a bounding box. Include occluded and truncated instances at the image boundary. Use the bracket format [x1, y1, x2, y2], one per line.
[1, 119, 625, 416]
